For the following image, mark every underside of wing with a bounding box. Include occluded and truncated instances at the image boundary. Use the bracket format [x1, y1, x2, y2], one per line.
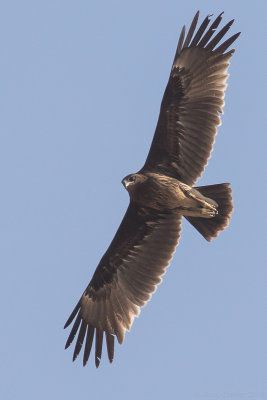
[142, 11, 240, 186]
[64, 203, 182, 367]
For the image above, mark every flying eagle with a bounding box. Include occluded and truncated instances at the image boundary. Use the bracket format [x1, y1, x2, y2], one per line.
[64, 11, 240, 367]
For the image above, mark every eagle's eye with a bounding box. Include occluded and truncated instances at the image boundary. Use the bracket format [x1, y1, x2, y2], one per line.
[128, 175, 136, 183]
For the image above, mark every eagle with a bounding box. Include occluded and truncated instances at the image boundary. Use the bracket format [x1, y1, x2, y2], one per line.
[64, 11, 240, 367]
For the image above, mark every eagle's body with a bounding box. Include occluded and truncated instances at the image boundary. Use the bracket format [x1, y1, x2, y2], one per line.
[64, 11, 240, 367]
[122, 172, 217, 216]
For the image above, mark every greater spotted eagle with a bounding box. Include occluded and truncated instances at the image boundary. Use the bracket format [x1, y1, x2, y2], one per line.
[64, 11, 240, 367]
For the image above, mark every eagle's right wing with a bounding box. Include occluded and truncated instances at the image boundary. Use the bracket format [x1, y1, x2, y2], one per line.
[64, 202, 181, 367]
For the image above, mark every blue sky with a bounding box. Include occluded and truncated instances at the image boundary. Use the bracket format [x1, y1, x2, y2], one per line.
[1, 1, 266, 399]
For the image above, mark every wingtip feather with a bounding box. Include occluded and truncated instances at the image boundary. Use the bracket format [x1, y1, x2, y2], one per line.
[95, 329, 104, 368]
[106, 332, 115, 363]
[83, 325, 95, 366]
[65, 310, 82, 350]
[72, 320, 87, 362]
[64, 301, 81, 329]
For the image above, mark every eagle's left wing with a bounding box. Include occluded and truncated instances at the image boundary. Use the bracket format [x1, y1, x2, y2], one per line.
[64, 203, 182, 367]
[141, 12, 240, 186]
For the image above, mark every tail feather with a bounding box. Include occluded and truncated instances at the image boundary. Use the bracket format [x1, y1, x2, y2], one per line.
[185, 183, 233, 241]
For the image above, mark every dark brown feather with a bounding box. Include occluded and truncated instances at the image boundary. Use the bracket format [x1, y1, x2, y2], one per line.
[198, 12, 223, 47]
[73, 320, 87, 361]
[106, 333, 115, 363]
[65, 310, 82, 350]
[83, 325, 94, 366]
[190, 14, 211, 47]
[176, 25, 185, 56]
[95, 329, 103, 368]
[64, 301, 80, 329]
[216, 32, 241, 54]
[206, 19, 234, 50]
[183, 11, 199, 49]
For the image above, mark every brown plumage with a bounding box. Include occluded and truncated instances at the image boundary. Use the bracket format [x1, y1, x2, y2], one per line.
[64, 11, 239, 367]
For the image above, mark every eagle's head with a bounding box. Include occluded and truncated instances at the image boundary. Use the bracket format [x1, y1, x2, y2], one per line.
[121, 173, 147, 193]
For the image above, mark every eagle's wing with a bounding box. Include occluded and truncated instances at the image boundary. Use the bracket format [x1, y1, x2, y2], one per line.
[64, 203, 182, 367]
[141, 12, 240, 186]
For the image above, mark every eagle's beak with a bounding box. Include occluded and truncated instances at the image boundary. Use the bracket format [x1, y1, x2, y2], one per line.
[122, 178, 130, 189]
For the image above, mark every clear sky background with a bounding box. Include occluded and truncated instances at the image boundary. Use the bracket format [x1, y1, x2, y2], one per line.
[1, 1, 266, 399]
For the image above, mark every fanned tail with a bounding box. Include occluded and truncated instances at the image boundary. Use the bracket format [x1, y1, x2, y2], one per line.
[185, 183, 233, 241]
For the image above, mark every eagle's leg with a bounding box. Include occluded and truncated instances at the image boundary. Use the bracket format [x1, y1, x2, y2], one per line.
[180, 205, 218, 218]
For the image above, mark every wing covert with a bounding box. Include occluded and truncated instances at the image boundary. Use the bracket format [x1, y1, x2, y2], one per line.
[141, 11, 240, 186]
[64, 203, 182, 367]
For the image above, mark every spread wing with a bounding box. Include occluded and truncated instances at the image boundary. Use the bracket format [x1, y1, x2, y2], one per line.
[141, 11, 240, 186]
[64, 203, 182, 367]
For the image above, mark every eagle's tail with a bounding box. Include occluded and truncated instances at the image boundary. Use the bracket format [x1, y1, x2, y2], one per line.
[185, 183, 233, 241]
